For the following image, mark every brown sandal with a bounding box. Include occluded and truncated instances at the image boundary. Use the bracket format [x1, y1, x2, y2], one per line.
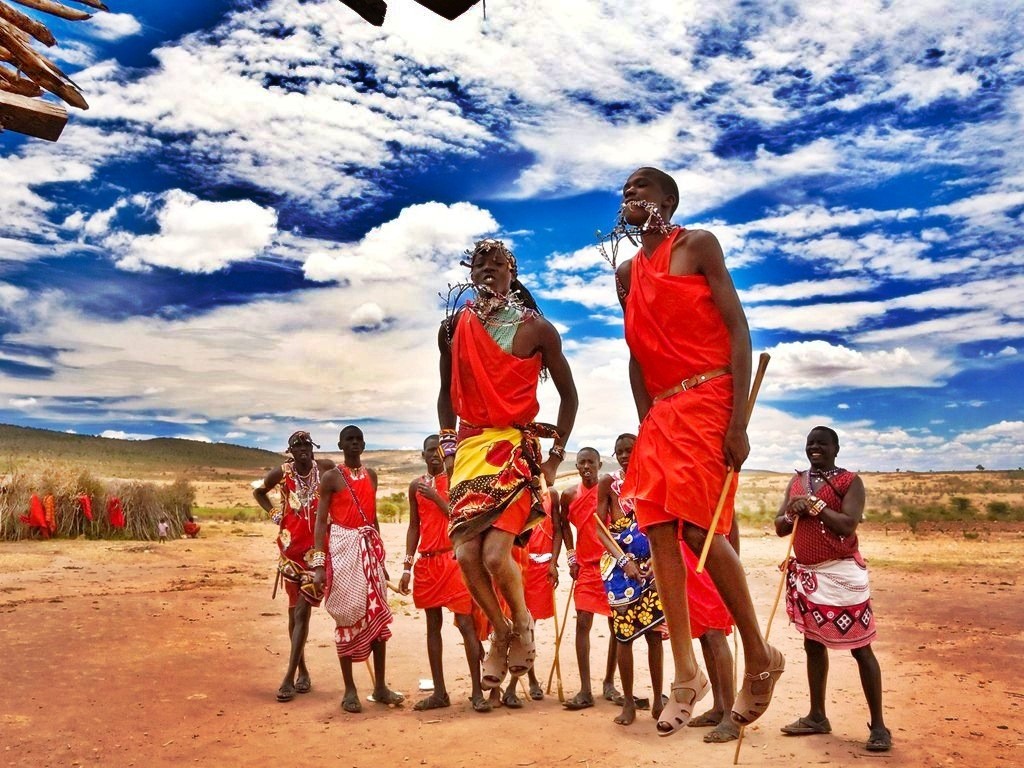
[507, 617, 536, 675]
[732, 645, 785, 725]
[656, 667, 710, 736]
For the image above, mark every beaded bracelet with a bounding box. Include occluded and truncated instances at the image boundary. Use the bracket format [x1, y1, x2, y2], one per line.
[309, 550, 326, 568]
[402, 554, 414, 566]
[271, 509, 283, 525]
[566, 549, 577, 567]
[439, 431, 458, 458]
[548, 444, 566, 460]
[808, 496, 828, 515]
[615, 554, 633, 570]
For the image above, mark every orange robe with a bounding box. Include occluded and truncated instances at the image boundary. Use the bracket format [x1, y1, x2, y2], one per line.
[412, 473, 473, 615]
[523, 494, 556, 620]
[620, 227, 738, 534]
[568, 482, 611, 617]
[448, 310, 547, 543]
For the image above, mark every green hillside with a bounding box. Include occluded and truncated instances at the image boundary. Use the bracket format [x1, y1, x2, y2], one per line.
[0, 423, 283, 476]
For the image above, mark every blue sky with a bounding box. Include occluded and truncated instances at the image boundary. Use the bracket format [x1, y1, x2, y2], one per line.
[1, 0, 1022, 471]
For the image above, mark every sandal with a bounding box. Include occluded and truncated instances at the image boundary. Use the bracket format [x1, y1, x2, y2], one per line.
[781, 716, 832, 735]
[470, 694, 493, 713]
[866, 724, 892, 752]
[294, 675, 312, 694]
[507, 617, 536, 676]
[656, 667, 710, 736]
[502, 685, 523, 709]
[732, 645, 785, 725]
[704, 720, 740, 744]
[276, 683, 296, 702]
[413, 692, 450, 711]
[481, 630, 511, 690]
[562, 692, 595, 710]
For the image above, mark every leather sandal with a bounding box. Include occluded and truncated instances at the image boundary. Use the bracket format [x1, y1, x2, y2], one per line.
[732, 645, 785, 725]
[656, 667, 711, 736]
[507, 617, 536, 675]
[481, 630, 511, 690]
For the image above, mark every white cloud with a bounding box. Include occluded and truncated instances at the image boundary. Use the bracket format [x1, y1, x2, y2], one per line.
[762, 340, 951, 391]
[99, 430, 157, 441]
[8, 397, 38, 408]
[86, 13, 143, 42]
[96, 190, 279, 273]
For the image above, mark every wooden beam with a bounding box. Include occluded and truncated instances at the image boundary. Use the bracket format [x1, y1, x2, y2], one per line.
[0, 17, 88, 108]
[0, 2, 57, 46]
[66, 0, 108, 10]
[8, 0, 91, 22]
[0, 88, 67, 140]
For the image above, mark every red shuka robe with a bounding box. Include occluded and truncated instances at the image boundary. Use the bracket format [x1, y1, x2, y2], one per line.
[621, 228, 738, 534]
[568, 482, 611, 617]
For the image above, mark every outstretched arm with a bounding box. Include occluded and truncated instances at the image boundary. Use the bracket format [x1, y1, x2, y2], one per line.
[400, 480, 421, 594]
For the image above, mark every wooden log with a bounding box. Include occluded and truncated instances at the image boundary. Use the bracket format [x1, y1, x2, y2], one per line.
[0, 2, 57, 46]
[0, 45, 14, 62]
[0, 17, 88, 108]
[0, 88, 67, 140]
[8, 0, 91, 22]
[66, 0, 108, 10]
[0, 64, 43, 96]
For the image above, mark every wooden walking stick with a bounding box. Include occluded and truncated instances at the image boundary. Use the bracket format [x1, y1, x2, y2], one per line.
[696, 352, 771, 574]
[733, 515, 800, 764]
[549, 582, 566, 702]
[546, 580, 575, 694]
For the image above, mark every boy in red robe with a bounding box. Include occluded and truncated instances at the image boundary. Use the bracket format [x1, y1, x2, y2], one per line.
[614, 167, 782, 734]
[559, 447, 619, 710]
[399, 434, 486, 712]
[437, 238, 578, 695]
[312, 426, 403, 713]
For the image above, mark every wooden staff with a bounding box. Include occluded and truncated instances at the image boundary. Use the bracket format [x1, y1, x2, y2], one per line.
[546, 580, 574, 694]
[734, 516, 799, 764]
[696, 352, 771, 573]
[549, 582, 565, 702]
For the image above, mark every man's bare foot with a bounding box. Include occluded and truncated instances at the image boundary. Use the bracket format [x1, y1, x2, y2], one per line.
[413, 692, 450, 711]
[488, 688, 502, 707]
[688, 709, 723, 728]
[704, 719, 740, 743]
[372, 687, 405, 707]
[341, 690, 362, 713]
[651, 693, 667, 720]
[614, 701, 636, 726]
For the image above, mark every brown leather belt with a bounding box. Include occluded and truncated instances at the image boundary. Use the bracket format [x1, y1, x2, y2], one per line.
[418, 547, 453, 558]
[653, 367, 730, 403]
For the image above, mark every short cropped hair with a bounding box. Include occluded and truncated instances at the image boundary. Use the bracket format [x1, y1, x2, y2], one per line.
[636, 167, 680, 217]
[809, 425, 839, 446]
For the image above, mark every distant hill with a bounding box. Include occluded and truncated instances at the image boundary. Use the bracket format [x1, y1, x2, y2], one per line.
[0, 423, 283, 476]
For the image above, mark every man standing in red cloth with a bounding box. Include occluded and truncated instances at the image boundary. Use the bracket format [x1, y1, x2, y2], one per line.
[614, 167, 783, 734]
[559, 447, 619, 710]
[253, 430, 335, 702]
[521, 485, 560, 700]
[312, 425, 403, 713]
[399, 434, 486, 712]
[437, 238, 578, 695]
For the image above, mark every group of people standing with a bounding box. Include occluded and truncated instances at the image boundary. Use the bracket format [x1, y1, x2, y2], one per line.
[250, 166, 890, 752]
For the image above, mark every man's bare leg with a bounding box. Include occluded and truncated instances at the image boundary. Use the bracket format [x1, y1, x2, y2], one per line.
[564, 609, 595, 707]
[695, 630, 739, 742]
[456, 537, 512, 640]
[614, 640, 635, 725]
[602, 616, 620, 701]
[647, 631, 665, 720]
[647, 523, 698, 679]
[480, 528, 530, 635]
[370, 638, 403, 705]
[339, 657, 361, 713]
[454, 612, 484, 702]
[278, 600, 312, 700]
[681, 525, 772, 676]
[414, 608, 451, 710]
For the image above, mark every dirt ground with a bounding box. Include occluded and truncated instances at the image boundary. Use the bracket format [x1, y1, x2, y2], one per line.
[1, 522, 1021, 768]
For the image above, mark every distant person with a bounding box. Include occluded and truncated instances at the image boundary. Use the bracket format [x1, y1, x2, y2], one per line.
[157, 517, 169, 543]
[560, 447, 619, 710]
[398, 435, 486, 712]
[312, 425, 403, 712]
[775, 426, 891, 753]
[253, 430, 335, 702]
[613, 166, 781, 733]
[182, 511, 200, 538]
